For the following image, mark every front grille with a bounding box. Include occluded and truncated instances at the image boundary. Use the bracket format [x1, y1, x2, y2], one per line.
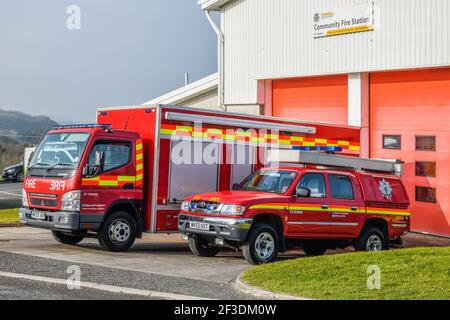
[29, 193, 58, 208]
[189, 201, 221, 214]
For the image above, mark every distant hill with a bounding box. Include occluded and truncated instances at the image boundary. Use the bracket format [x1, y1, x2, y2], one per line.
[0, 110, 59, 171]
[0, 109, 58, 144]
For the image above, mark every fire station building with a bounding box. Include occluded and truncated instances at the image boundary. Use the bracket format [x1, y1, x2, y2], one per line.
[194, 0, 450, 237]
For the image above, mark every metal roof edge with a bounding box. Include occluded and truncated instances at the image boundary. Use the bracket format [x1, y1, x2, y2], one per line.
[198, 0, 234, 11]
[142, 73, 218, 106]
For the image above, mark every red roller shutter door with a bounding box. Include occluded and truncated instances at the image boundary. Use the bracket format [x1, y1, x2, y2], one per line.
[370, 68, 450, 236]
[272, 75, 348, 125]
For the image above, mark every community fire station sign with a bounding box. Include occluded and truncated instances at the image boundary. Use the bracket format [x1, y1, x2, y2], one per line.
[313, 3, 374, 38]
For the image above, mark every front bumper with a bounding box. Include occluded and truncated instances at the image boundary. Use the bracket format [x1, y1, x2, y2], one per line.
[19, 208, 80, 231]
[178, 213, 253, 242]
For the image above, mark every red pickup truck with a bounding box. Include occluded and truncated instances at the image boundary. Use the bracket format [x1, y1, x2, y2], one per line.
[179, 154, 410, 264]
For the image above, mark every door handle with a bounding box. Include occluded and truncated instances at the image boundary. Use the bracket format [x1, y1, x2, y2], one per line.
[351, 207, 358, 211]
[122, 183, 134, 190]
[321, 204, 329, 210]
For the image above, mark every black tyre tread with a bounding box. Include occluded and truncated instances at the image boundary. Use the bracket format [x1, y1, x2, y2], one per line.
[188, 236, 222, 257]
[51, 230, 84, 245]
[97, 211, 137, 252]
[354, 226, 386, 252]
[242, 223, 279, 265]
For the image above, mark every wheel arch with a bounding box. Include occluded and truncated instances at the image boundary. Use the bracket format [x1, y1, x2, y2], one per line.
[105, 200, 143, 237]
[251, 212, 286, 252]
[361, 218, 389, 245]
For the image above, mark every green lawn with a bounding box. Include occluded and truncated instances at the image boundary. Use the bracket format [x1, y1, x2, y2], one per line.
[242, 247, 450, 300]
[0, 208, 19, 224]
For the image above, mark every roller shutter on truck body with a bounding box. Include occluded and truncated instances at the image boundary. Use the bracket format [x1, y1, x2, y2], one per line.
[272, 75, 348, 126]
[370, 68, 450, 236]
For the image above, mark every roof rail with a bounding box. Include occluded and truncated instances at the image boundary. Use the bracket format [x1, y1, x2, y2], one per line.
[51, 124, 112, 130]
[267, 150, 403, 176]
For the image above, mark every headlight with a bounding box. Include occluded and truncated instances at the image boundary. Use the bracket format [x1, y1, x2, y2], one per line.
[220, 204, 246, 216]
[22, 188, 29, 208]
[7, 169, 15, 173]
[181, 201, 190, 212]
[60, 190, 81, 212]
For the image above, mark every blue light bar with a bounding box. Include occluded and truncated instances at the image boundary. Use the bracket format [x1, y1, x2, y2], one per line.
[52, 123, 112, 130]
[292, 146, 343, 152]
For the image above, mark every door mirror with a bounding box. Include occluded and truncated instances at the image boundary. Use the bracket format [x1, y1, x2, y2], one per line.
[295, 187, 311, 198]
[94, 151, 105, 168]
[84, 151, 105, 177]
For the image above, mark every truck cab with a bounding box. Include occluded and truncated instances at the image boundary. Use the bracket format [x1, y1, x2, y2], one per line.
[179, 152, 411, 265]
[20, 124, 144, 251]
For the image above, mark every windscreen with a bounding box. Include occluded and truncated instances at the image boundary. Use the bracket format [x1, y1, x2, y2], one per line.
[28, 132, 90, 177]
[238, 170, 298, 194]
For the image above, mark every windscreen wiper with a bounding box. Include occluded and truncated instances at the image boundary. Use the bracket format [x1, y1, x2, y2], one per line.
[45, 163, 74, 172]
[28, 162, 50, 170]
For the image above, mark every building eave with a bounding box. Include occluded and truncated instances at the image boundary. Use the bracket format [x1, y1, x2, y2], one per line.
[143, 73, 218, 106]
[198, 0, 234, 11]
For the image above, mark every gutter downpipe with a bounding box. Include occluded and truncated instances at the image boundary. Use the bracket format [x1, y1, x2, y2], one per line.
[205, 10, 225, 110]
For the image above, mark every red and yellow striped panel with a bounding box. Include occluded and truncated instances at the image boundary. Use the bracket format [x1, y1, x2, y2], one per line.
[135, 139, 143, 187]
[160, 124, 360, 151]
[82, 175, 137, 187]
[248, 203, 410, 217]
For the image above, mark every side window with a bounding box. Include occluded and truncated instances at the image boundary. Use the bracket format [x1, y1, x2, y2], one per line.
[297, 173, 326, 198]
[329, 175, 354, 200]
[88, 141, 131, 173]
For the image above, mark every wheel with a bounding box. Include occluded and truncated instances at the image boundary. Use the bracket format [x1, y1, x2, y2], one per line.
[97, 211, 137, 252]
[51, 230, 84, 245]
[16, 171, 24, 182]
[354, 226, 387, 252]
[303, 242, 327, 256]
[188, 235, 222, 257]
[242, 223, 279, 265]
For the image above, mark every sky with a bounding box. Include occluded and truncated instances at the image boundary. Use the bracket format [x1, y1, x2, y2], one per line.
[0, 0, 218, 123]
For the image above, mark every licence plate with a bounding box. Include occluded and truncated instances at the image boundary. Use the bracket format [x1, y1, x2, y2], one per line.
[31, 211, 46, 221]
[189, 221, 210, 231]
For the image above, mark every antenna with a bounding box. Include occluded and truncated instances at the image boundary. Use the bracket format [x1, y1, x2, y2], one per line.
[184, 73, 189, 86]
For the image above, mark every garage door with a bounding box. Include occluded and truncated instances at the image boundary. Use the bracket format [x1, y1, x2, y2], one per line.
[370, 68, 450, 236]
[272, 75, 348, 125]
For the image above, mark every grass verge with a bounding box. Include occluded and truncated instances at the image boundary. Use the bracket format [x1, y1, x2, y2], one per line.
[242, 247, 450, 300]
[0, 208, 20, 225]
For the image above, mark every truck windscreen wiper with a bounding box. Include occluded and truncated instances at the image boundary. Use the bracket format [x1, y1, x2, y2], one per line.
[28, 162, 50, 170]
[45, 163, 74, 172]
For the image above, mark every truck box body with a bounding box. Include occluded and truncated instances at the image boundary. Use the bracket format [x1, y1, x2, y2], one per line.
[97, 105, 361, 233]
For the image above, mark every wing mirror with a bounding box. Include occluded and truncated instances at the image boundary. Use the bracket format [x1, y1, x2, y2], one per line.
[84, 151, 105, 177]
[295, 187, 311, 198]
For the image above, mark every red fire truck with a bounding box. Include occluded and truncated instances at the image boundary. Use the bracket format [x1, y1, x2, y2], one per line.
[179, 150, 410, 264]
[20, 105, 361, 251]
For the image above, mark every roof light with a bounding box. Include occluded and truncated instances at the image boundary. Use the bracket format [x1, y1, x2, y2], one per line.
[51, 124, 112, 130]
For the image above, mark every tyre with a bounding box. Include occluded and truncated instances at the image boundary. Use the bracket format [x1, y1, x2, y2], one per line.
[97, 211, 137, 252]
[188, 235, 222, 257]
[51, 230, 84, 245]
[303, 242, 327, 256]
[354, 226, 387, 252]
[242, 223, 279, 265]
[16, 171, 24, 183]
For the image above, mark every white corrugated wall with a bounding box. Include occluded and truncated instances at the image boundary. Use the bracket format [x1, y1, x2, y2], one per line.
[222, 0, 450, 105]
